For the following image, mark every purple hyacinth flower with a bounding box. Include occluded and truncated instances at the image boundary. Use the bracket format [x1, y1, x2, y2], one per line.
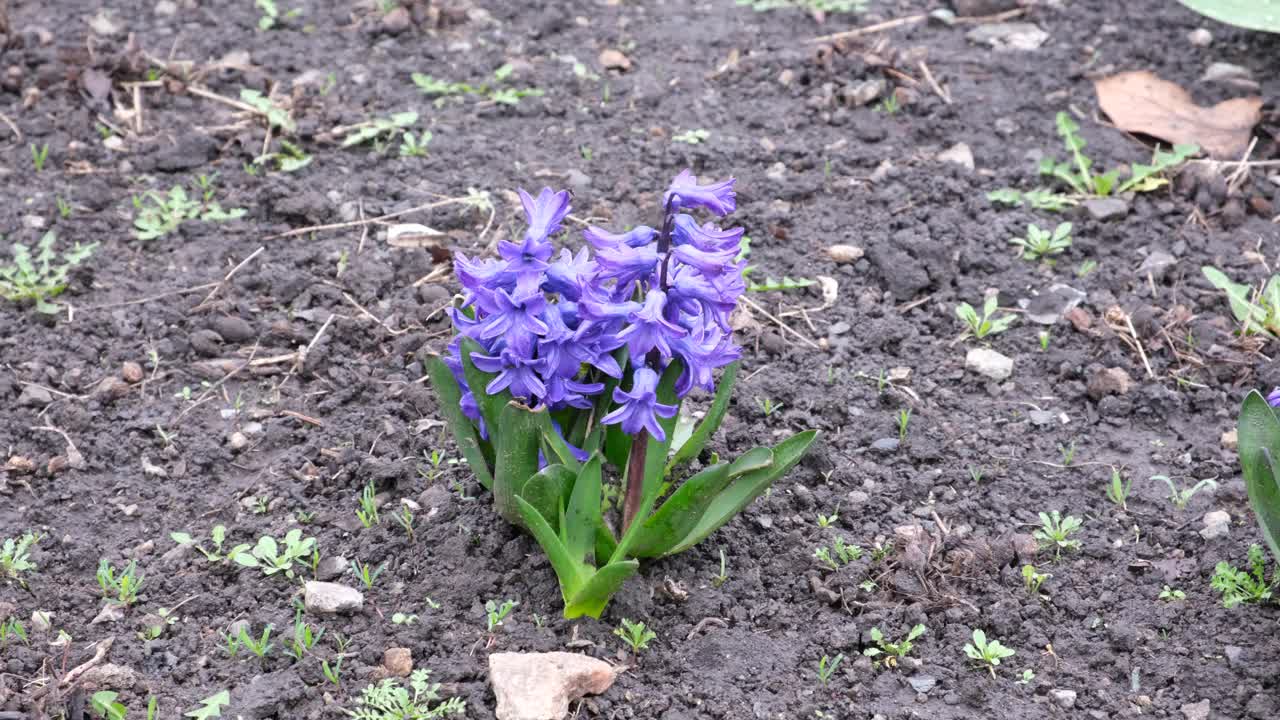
[474, 284, 549, 342]
[520, 187, 572, 243]
[584, 225, 658, 249]
[471, 346, 547, 402]
[667, 268, 736, 327]
[673, 325, 740, 396]
[601, 366, 678, 441]
[543, 374, 605, 410]
[494, 234, 553, 285]
[454, 252, 510, 292]
[671, 214, 743, 251]
[617, 289, 686, 361]
[671, 243, 740, 276]
[543, 247, 594, 301]
[664, 169, 736, 217]
[590, 236, 661, 288]
[1268, 387, 1280, 407]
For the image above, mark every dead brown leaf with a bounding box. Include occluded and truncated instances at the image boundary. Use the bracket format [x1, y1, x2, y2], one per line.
[1094, 70, 1261, 159]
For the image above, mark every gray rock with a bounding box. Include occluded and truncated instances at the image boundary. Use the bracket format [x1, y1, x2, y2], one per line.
[489, 652, 616, 720]
[869, 438, 900, 454]
[1028, 410, 1058, 426]
[304, 582, 364, 615]
[849, 79, 884, 107]
[18, 383, 53, 407]
[1225, 645, 1245, 667]
[1199, 510, 1230, 540]
[565, 169, 591, 193]
[828, 321, 852, 336]
[965, 348, 1013, 381]
[1181, 700, 1210, 720]
[1051, 689, 1077, 709]
[909, 674, 937, 693]
[209, 315, 255, 343]
[154, 0, 178, 15]
[937, 143, 974, 172]
[1201, 62, 1253, 86]
[1023, 284, 1086, 325]
[1087, 367, 1132, 400]
[1083, 197, 1129, 221]
[846, 490, 870, 506]
[965, 23, 1048, 51]
[316, 556, 348, 581]
[229, 670, 306, 719]
[189, 329, 224, 357]
[1137, 251, 1177, 280]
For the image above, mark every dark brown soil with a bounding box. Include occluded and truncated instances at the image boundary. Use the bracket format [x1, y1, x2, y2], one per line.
[3, 0, 1280, 718]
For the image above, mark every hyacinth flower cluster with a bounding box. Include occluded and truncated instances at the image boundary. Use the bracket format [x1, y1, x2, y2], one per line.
[428, 170, 818, 618]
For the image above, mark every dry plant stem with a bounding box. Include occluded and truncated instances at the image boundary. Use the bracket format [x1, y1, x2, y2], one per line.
[622, 431, 650, 533]
[30, 637, 114, 701]
[191, 246, 265, 312]
[265, 196, 479, 240]
[807, 7, 1025, 43]
[740, 295, 822, 350]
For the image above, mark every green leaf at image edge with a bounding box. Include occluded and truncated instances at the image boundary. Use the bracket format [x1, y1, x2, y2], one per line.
[1237, 391, 1280, 563]
[564, 560, 640, 620]
[666, 361, 739, 475]
[425, 356, 493, 489]
[1176, 0, 1280, 32]
[493, 402, 543, 526]
[520, 464, 574, 533]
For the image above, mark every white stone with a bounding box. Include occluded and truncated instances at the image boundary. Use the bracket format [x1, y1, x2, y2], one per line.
[937, 143, 974, 172]
[1050, 689, 1077, 709]
[304, 582, 364, 615]
[1187, 28, 1212, 47]
[965, 348, 1013, 381]
[490, 652, 616, 720]
[1199, 510, 1230, 540]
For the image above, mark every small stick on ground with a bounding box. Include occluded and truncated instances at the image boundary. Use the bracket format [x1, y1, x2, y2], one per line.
[686, 617, 728, 641]
[264, 196, 483, 240]
[29, 425, 85, 469]
[342, 292, 410, 336]
[174, 343, 259, 423]
[190, 246, 265, 313]
[0, 112, 22, 140]
[80, 283, 220, 312]
[740, 295, 822, 350]
[29, 637, 114, 702]
[918, 61, 951, 104]
[131, 83, 144, 135]
[186, 85, 266, 116]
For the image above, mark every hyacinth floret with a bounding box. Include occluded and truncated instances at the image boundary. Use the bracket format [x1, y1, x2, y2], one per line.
[448, 170, 744, 446]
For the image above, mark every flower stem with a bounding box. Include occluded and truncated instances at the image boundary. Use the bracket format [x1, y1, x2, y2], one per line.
[622, 430, 649, 533]
[656, 197, 675, 290]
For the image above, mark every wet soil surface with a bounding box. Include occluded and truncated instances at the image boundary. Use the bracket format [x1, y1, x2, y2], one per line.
[3, 0, 1280, 718]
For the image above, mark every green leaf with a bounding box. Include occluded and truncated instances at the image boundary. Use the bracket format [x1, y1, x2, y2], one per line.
[986, 188, 1024, 207]
[564, 454, 604, 562]
[459, 337, 509, 436]
[514, 496, 587, 606]
[665, 429, 820, 555]
[728, 446, 774, 476]
[626, 463, 732, 558]
[536, 412, 582, 473]
[520, 464, 573, 533]
[1202, 266, 1265, 328]
[1238, 391, 1280, 564]
[667, 362, 739, 474]
[493, 402, 543, 525]
[426, 356, 493, 489]
[639, 360, 685, 498]
[1176, 0, 1280, 32]
[563, 560, 640, 619]
[184, 690, 230, 720]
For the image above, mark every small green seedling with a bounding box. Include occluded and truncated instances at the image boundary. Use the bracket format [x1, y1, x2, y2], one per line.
[1037, 330, 1050, 351]
[1105, 469, 1131, 511]
[1152, 474, 1218, 511]
[672, 129, 710, 145]
[31, 143, 49, 172]
[1009, 222, 1072, 261]
[392, 612, 419, 625]
[614, 618, 657, 655]
[875, 94, 900, 115]
[1039, 112, 1197, 197]
[986, 187, 1076, 211]
[956, 294, 1016, 339]
[233, 530, 316, 579]
[897, 408, 911, 442]
[171, 525, 249, 563]
[1202, 266, 1280, 337]
[745, 275, 817, 293]
[711, 549, 729, 588]
[413, 65, 543, 107]
[1, 532, 41, 584]
[1015, 668, 1035, 685]
[348, 669, 466, 719]
[1058, 441, 1077, 467]
[1159, 585, 1186, 602]
[863, 624, 925, 669]
[255, 139, 312, 173]
[56, 197, 73, 218]
[239, 89, 296, 132]
[340, 112, 419, 154]
[1033, 511, 1082, 560]
[97, 559, 145, 607]
[816, 506, 839, 529]
[235, 624, 274, 659]
[1212, 544, 1277, 608]
[284, 611, 324, 660]
[485, 599, 518, 633]
[183, 689, 230, 720]
[91, 691, 127, 720]
[399, 131, 432, 158]
[964, 629, 1016, 677]
[356, 482, 380, 528]
[755, 396, 783, 417]
[816, 653, 844, 686]
[352, 559, 385, 590]
[138, 606, 178, 641]
[0, 232, 97, 314]
[132, 184, 245, 240]
[396, 505, 415, 540]
[0, 617, 28, 648]
[1022, 564, 1051, 595]
[813, 536, 862, 570]
[256, 0, 302, 29]
[1077, 259, 1098, 278]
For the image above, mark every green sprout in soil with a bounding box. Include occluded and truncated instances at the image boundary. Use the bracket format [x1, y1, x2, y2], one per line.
[184, 689, 230, 720]
[1152, 474, 1218, 511]
[614, 618, 657, 656]
[737, 235, 816, 293]
[875, 94, 900, 115]
[97, 559, 144, 607]
[1, 531, 41, 585]
[339, 112, 419, 154]
[485, 599, 518, 633]
[240, 88, 296, 133]
[815, 653, 844, 687]
[255, 139, 312, 173]
[1009, 222, 1072, 262]
[1076, 259, 1098, 278]
[712, 548, 730, 588]
[897, 408, 911, 442]
[256, 0, 302, 29]
[56, 197, 72, 218]
[0, 617, 28, 648]
[399, 131, 432, 158]
[1057, 441, 1077, 467]
[322, 633, 351, 687]
[0, 231, 97, 314]
[863, 624, 925, 669]
[395, 506, 415, 540]
[1015, 668, 1035, 685]
[30, 143, 49, 172]
[964, 628, 1015, 678]
[413, 64, 543, 107]
[1201, 265, 1280, 337]
[813, 536, 861, 570]
[348, 669, 466, 719]
[223, 623, 274, 660]
[672, 129, 710, 145]
[356, 482, 380, 528]
[132, 182, 245, 240]
[1105, 468, 1131, 511]
[352, 559, 386, 590]
[1033, 511, 1082, 560]
[955, 294, 1016, 340]
[171, 525, 250, 564]
[138, 606, 178, 641]
[991, 112, 1196, 207]
[284, 611, 324, 660]
[393, 612, 418, 625]
[1212, 544, 1277, 609]
[1022, 564, 1050, 596]
[91, 691, 127, 720]
[233, 530, 316, 579]
[816, 506, 839, 529]
[1159, 585, 1186, 602]
[1037, 330, 1050, 351]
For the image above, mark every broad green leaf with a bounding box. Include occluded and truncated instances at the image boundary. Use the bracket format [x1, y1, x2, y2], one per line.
[1176, 0, 1280, 32]
[520, 464, 573, 532]
[563, 560, 640, 619]
[536, 412, 582, 473]
[184, 690, 230, 720]
[666, 429, 820, 555]
[604, 421, 632, 469]
[426, 356, 493, 489]
[639, 360, 685, 500]
[493, 402, 543, 525]
[1202, 266, 1266, 328]
[728, 446, 774, 476]
[564, 454, 604, 563]
[594, 523, 618, 565]
[1238, 391, 1280, 564]
[514, 496, 587, 605]
[667, 361, 740, 475]
[459, 337, 509, 437]
[626, 463, 732, 558]
[170, 532, 194, 545]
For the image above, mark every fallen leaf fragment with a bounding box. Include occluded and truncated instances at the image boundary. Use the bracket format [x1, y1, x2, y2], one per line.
[599, 49, 631, 72]
[1093, 70, 1261, 159]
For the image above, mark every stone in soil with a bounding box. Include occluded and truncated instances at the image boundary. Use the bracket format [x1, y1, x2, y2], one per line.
[937, 142, 974, 172]
[965, 348, 1012, 381]
[1199, 510, 1230, 540]
[489, 651, 616, 720]
[1087, 368, 1132, 400]
[1022, 284, 1086, 325]
[965, 23, 1048, 51]
[1181, 700, 1210, 720]
[1083, 197, 1129, 221]
[1050, 689, 1077, 709]
[303, 582, 363, 615]
[826, 244, 863, 264]
[383, 647, 413, 677]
